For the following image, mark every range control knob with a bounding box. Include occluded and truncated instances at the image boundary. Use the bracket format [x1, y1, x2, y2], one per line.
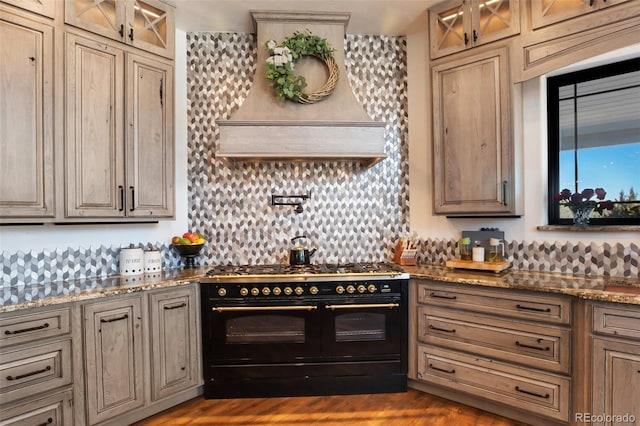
[283, 287, 293, 296]
[217, 288, 227, 297]
[336, 285, 345, 294]
[239, 287, 249, 296]
[262, 287, 271, 296]
[346, 285, 356, 294]
[368, 284, 377, 293]
[295, 287, 304, 296]
[272, 287, 282, 296]
[250, 287, 260, 296]
[309, 286, 319, 295]
[357, 285, 366, 293]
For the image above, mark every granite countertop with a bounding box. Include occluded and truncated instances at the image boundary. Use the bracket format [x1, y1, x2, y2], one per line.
[1, 265, 639, 313]
[0, 267, 210, 313]
[406, 265, 640, 305]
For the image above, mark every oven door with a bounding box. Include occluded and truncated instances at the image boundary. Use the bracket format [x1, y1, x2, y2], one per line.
[321, 294, 406, 359]
[205, 301, 322, 362]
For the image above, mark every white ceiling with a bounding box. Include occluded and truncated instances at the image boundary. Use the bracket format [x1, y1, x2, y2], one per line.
[174, 0, 439, 35]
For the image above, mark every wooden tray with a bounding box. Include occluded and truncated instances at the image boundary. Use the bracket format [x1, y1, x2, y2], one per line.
[445, 259, 511, 273]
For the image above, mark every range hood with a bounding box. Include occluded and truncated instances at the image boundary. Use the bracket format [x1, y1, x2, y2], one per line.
[216, 11, 387, 166]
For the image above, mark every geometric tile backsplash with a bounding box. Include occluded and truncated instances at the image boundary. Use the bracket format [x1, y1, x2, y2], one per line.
[1, 33, 638, 286]
[2, 239, 638, 286]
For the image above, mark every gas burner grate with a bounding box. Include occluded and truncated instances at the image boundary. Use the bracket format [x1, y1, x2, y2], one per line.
[205, 262, 405, 277]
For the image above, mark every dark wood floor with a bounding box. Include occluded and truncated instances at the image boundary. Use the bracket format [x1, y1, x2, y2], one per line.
[134, 389, 529, 426]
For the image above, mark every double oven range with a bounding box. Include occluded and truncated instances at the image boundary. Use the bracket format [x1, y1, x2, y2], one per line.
[200, 263, 409, 398]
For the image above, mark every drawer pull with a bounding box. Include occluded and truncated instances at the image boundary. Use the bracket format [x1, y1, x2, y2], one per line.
[515, 341, 551, 351]
[430, 292, 457, 300]
[38, 418, 53, 426]
[429, 325, 456, 334]
[100, 314, 129, 323]
[7, 365, 51, 381]
[515, 386, 550, 399]
[516, 304, 551, 313]
[4, 322, 50, 335]
[164, 302, 187, 310]
[428, 363, 456, 374]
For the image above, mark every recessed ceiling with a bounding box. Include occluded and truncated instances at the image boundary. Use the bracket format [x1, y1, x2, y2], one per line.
[174, 0, 438, 35]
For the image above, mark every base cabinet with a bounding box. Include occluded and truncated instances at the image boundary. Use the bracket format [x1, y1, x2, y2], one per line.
[79, 284, 201, 425]
[0, 305, 74, 425]
[82, 296, 145, 425]
[149, 286, 200, 401]
[590, 303, 640, 425]
[413, 280, 572, 424]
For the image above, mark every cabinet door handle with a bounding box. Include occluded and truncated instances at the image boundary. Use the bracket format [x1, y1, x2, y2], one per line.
[464, 32, 469, 45]
[473, 29, 477, 42]
[119, 24, 124, 38]
[4, 322, 49, 335]
[502, 180, 508, 205]
[100, 314, 129, 323]
[515, 341, 550, 351]
[7, 365, 51, 381]
[515, 386, 550, 399]
[159, 77, 163, 107]
[129, 27, 134, 41]
[589, 0, 596, 6]
[164, 302, 187, 310]
[429, 324, 456, 334]
[37, 418, 53, 426]
[428, 363, 455, 374]
[129, 186, 135, 211]
[516, 304, 551, 313]
[119, 185, 124, 211]
[430, 292, 457, 300]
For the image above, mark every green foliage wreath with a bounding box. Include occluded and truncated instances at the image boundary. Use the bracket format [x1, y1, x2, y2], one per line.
[264, 31, 339, 104]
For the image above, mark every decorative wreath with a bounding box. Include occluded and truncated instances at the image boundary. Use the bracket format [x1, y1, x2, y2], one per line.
[264, 31, 339, 104]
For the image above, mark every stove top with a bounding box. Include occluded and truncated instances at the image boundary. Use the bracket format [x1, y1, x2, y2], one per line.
[201, 262, 408, 283]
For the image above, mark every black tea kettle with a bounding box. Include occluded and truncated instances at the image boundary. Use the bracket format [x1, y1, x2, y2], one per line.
[289, 235, 317, 266]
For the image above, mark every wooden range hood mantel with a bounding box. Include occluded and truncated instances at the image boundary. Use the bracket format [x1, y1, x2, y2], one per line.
[216, 11, 387, 167]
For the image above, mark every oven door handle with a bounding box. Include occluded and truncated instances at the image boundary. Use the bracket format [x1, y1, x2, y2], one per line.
[212, 305, 318, 312]
[325, 303, 400, 310]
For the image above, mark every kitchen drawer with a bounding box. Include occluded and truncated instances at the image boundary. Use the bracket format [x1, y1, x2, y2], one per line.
[592, 303, 640, 340]
[417, 344, 570, 422]
[0, 307, 71, 347]
[416, 281, 571, 324]
[0, 388, 72, 425]
[418, 306, 571, 374]
[0, 339, 72, 404]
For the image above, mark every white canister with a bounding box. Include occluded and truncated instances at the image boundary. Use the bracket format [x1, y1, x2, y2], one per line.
[472, 245, 485, 262]
[119, 247, 144, 276]
[144, 250, 162, 273]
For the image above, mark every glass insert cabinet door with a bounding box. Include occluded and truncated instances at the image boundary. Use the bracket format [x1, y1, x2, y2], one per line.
[429, 0, 520, 58]
[530, 0, 632, 30]
[65, 0, 174, 58]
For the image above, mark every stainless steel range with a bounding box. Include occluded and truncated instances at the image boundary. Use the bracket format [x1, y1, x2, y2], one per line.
[199, 262, 409, 398]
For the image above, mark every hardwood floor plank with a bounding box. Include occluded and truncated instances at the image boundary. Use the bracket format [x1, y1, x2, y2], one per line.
[133, 389, 529, 426]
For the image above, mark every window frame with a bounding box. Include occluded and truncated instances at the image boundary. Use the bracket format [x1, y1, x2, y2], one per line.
[547, 57, 640, 226]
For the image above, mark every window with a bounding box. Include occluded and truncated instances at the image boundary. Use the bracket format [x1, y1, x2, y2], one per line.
[547, 58, 640, 226]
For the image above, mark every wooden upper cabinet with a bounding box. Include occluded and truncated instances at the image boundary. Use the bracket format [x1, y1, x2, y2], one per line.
[432, 46, 516, 215]
[0, 8, 55, 220]
[65, 34, 125, 218]
[65, 0, 175, 58]
[126, 53, 174, 218]
[1, 0, 56, 18]
[429, 0, 520, 59]
[65, 34, 174, 219]
[529, 0, 634, 30]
